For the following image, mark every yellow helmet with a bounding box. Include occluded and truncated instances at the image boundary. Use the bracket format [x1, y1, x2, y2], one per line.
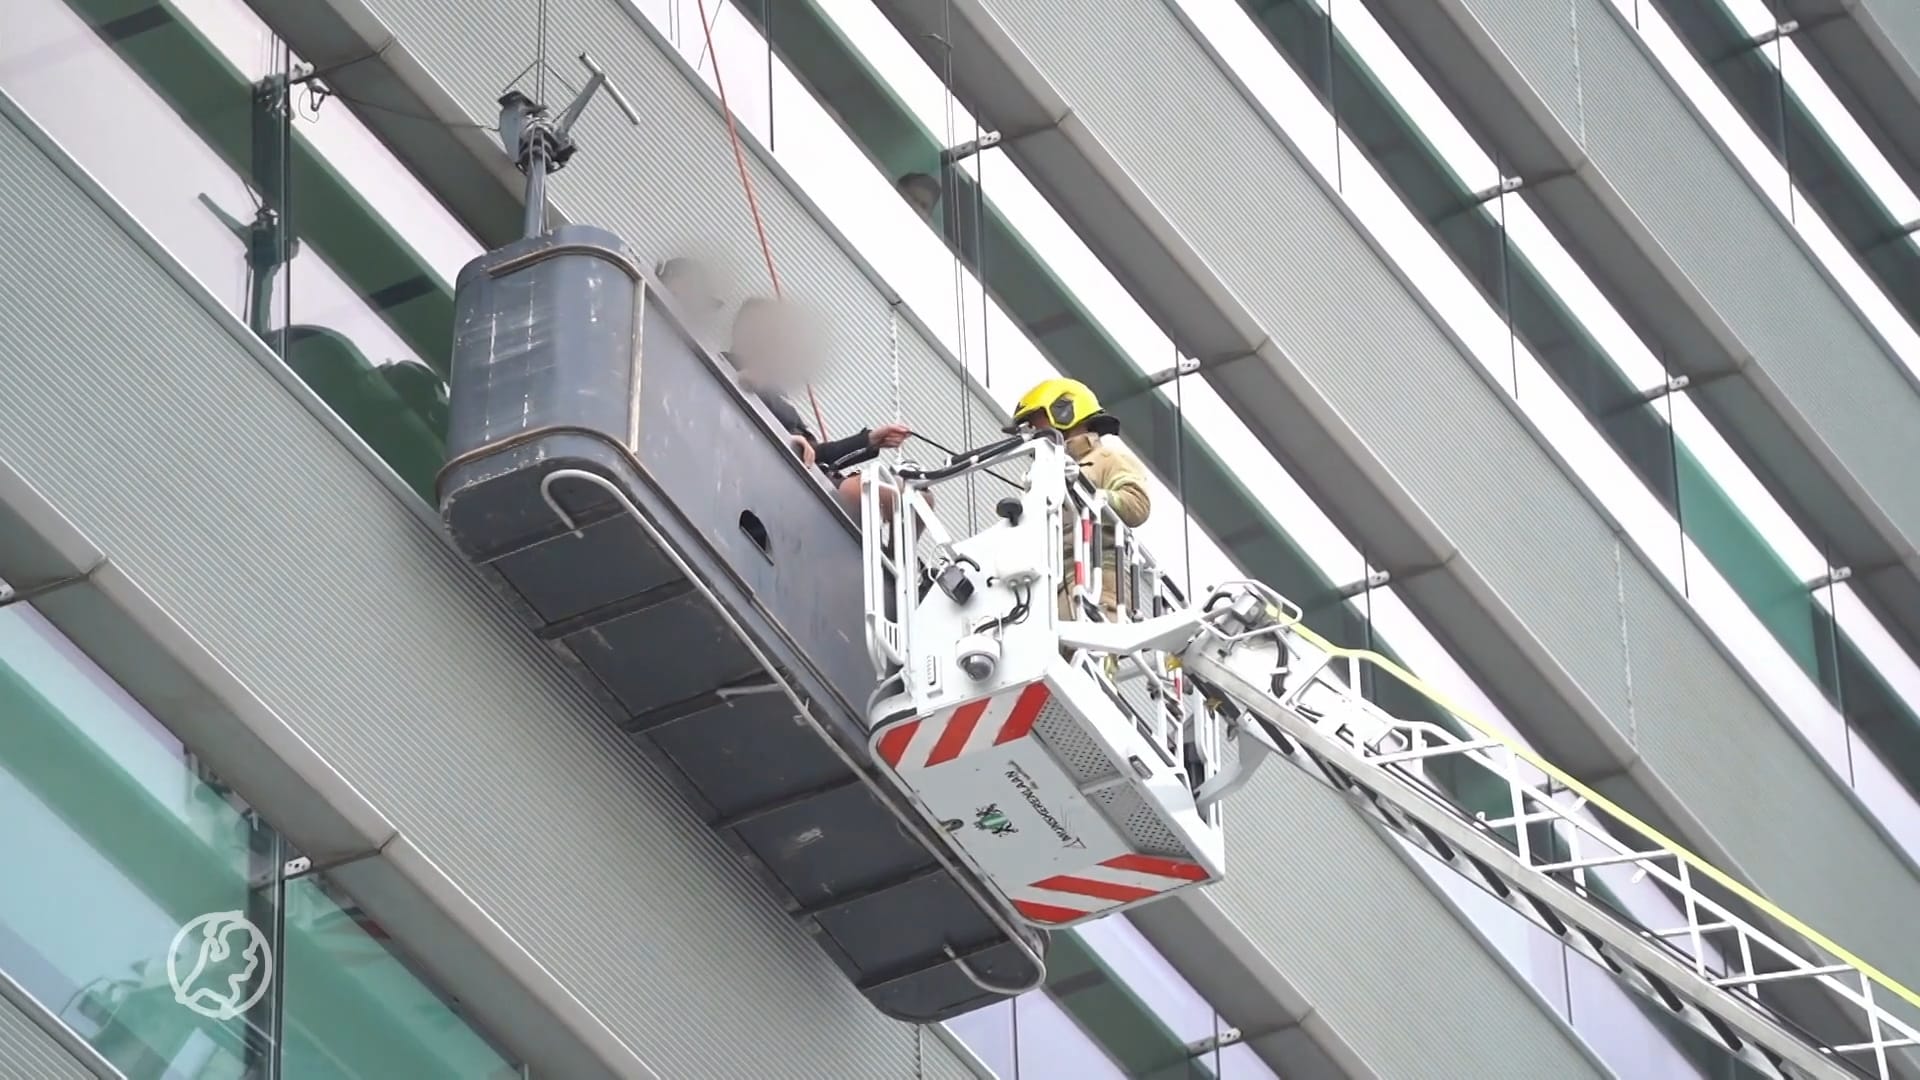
[1012, 378, 1119, 435]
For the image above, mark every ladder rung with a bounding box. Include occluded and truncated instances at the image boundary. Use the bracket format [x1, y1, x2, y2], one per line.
[1713, 964, 1855, 989]
[1833, 1037, 1920, 1053]
[1372, 738, 1501, 764]
[1478, 808, 1572, 830]
[1648, 921, 1735, 939]
[1537, 850, 1669, 873]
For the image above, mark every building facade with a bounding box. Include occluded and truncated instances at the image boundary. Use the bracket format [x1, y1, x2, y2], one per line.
[1, 0, 1917, 1077]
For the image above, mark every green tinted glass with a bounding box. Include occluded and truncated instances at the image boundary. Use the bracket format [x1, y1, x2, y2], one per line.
[0, 607, 516, 1078]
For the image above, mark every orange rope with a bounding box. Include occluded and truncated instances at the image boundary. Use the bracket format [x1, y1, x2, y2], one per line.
[694, 0, 829, 438]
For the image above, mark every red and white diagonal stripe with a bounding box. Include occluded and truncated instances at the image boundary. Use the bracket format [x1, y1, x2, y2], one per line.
[874, 683, 1052, 772]
[1010, 854, 1210, 925]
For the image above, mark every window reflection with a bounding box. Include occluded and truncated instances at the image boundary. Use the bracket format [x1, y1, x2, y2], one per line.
[0, 604, 516, 1078]
[1019, 991, 1134, 1079]
[946, 998, 1014, 1077]
[0, 0, 464, 500]
[0, 611, 261, 1076]
[1043, 931, 1215, 1078]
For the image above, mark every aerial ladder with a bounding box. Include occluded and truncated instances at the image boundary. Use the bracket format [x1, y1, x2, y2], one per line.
[859, 430, 1920, 1080]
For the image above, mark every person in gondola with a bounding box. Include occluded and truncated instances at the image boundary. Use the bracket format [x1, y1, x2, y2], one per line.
[725, 296, 912, 518]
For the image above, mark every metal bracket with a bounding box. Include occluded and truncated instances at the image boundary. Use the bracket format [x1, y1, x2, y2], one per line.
[1103, 354, 1218, 411]
[1142, 356, 1203, 389]
[1807, 566, 1853, 592]
[1469, 175, 1526, 205]
[1333, 569, 1391, 600]
[1749, 20, 1800, 49]
[1430, 175, 1526, 226]
[252, 844, 388, 890]
[1601, 373, 1695, 417]
[1865, 218, 1920, 254]
[939, 130, 1003, 166]
[497, 52, 641, 238]
[1186, 1026, 1246, 1057]
[1709, 21, 1800, 64]
[0, 559, 106, 609]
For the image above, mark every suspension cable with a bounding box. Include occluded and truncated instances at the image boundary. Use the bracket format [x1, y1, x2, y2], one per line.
[535, 0, 549, 105]
[1173, 346, 1194, 597]
[972, 113, 993, 401]
[937, 0, 976, 530]
[693, 0, 828, 437]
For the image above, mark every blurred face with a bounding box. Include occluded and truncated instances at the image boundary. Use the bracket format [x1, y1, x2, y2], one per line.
[732, 301, 825, 388]
[731, 303, 779, 364]
[662, 262, 724, 338]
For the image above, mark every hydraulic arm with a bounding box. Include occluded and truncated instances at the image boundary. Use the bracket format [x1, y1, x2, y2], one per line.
[860, 432, 1920, 1080]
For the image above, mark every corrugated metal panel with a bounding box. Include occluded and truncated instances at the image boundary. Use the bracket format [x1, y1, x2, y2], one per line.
[1445, 0, 1584, 133]
[1863, 0, 1920, 72]
[0, 102, 926, 1079]
[1210, 763, 1609, 1079]
[973, 0, 1920, 986]
[0, 996, 90, 1080]
[1561, 0, 1920, 539]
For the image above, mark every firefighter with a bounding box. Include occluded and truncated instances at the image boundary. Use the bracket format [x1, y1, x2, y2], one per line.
[1010, 378, 1151, 620]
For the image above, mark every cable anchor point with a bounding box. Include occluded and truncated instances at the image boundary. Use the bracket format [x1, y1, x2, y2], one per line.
[497, 52, 641, 239]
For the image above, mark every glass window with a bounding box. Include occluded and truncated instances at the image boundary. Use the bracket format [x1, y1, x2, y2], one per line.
[1653, 0, 1920, 349]
[0, 0, 476, 502]
[0, 604, 517, 1078]
[946, 994, 1134, 1080]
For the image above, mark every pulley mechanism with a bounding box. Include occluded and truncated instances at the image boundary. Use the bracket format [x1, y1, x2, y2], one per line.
[496, 52, 641, 239]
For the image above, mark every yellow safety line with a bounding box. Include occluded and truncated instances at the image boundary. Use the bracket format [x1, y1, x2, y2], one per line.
[1286, 621, 1920, 1014]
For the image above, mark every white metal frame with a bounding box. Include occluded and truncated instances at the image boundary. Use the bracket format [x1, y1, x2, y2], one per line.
[858, 433, 1920, 1079]
[858, 436, 1230, 911]
[1187, 604, 1920, 1080]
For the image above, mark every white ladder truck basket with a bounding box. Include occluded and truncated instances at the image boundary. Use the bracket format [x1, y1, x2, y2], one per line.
[862, 432, 1235, 928]
[860, 431, 1920, 1080]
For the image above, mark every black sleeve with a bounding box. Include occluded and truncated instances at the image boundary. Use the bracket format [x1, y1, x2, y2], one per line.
[815, 429, 876, 470]
[754, 390, 809, 439]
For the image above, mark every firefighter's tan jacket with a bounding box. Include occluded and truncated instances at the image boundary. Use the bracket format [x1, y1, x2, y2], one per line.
[1058, 432, 1151, 618]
